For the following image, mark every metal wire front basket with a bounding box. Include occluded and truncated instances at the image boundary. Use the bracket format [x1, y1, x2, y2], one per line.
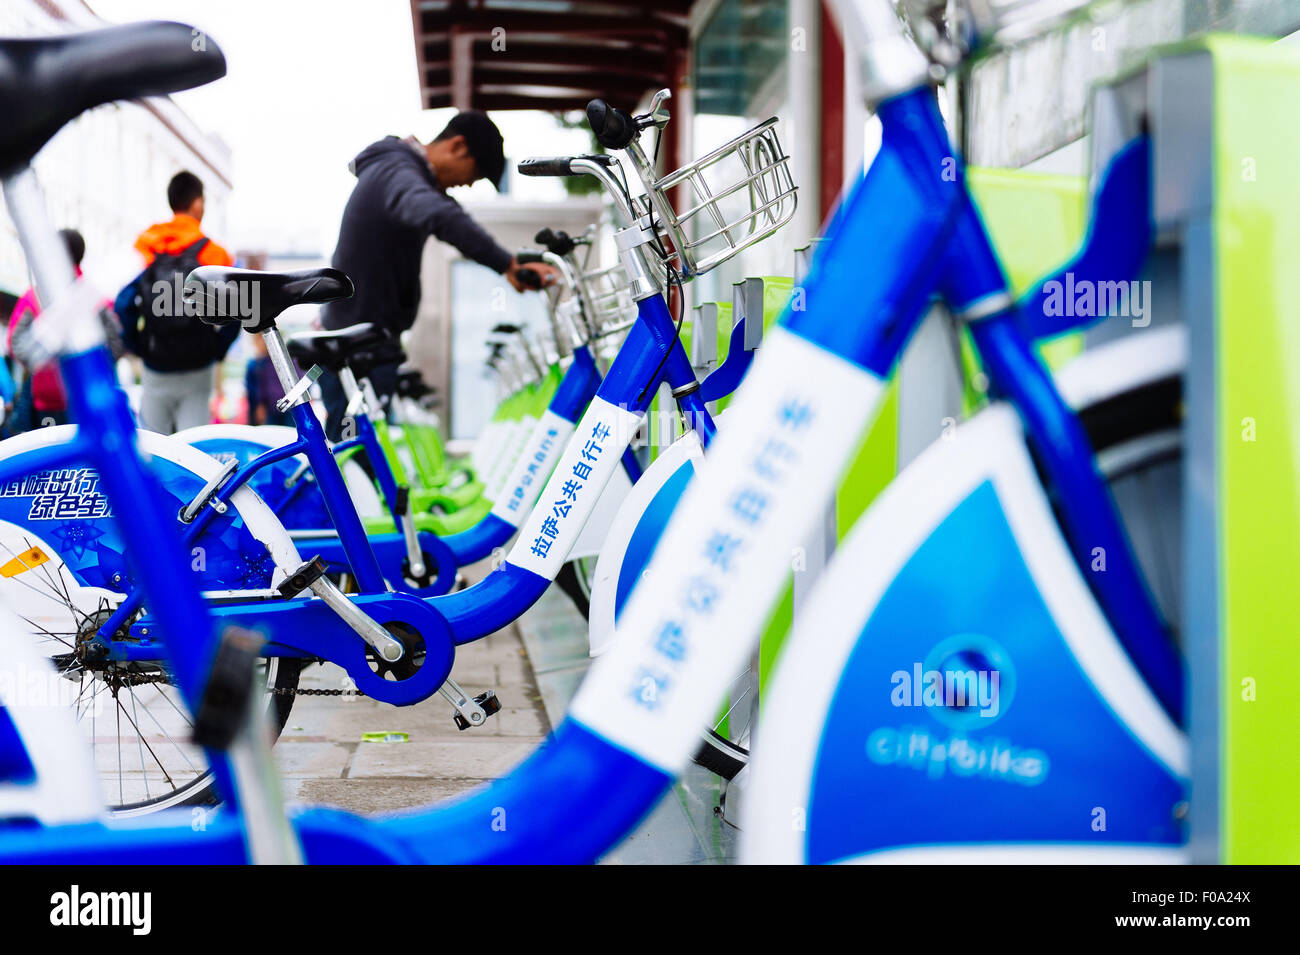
[580, 262, 635, 331]
[640, 117, 797, 278]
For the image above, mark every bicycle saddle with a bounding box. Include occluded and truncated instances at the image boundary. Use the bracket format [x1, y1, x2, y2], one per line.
[396, 366, 433, 399]
[185, 266, 353, 333]
[0, 22, 226, 175]
[287, 324, 396, 374]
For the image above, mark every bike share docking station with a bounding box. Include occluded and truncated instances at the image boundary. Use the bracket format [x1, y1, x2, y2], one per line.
[885, 35, 1299, 863]
[667, 35, 1300, 855]
[1091, 36, 1300, 865]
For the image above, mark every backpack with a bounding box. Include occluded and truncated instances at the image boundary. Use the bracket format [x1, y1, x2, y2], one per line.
[134, 238, 232, 370]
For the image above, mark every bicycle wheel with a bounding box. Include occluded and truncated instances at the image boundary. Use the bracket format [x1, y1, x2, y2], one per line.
[0, 548, 301, 815]
[690, 371, 1184, 781]
[692, 657, 757, 780]
[556, 557, 596, 621]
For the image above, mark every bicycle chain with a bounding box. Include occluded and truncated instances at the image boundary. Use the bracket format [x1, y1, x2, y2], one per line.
[113, 672, 172, 688]
[267, 685, 367, 698]
[102, 674, 367, 699]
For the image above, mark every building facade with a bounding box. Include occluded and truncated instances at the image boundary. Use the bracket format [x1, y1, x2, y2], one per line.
[0, 0, 232, 314]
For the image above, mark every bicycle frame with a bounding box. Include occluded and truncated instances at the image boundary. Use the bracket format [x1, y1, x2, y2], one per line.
[19, 264, 709, 697]
[0, 252, 728, 865]
[565, 85, 1179, 795]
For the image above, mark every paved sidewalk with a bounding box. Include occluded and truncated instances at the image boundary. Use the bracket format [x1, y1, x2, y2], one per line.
[272, 561, 737, 863]
[275, 559, 549, 814]
[514, 585, 738, 865]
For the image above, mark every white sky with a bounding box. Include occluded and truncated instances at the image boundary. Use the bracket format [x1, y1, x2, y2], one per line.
[90, 0, 591, 257]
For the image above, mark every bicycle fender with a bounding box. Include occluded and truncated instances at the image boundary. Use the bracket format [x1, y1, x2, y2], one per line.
[587, 430, 703, 657]
[743, 405, 1186, 863]
[0, 425, 300, 634]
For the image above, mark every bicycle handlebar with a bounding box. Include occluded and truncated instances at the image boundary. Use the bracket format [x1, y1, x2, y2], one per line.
[517, 157, 578, 177]
[586, 99, 638, 149]
[535, 228, 578, 257]
[515, 267, 544, 290]
[518, 154, 615, 178]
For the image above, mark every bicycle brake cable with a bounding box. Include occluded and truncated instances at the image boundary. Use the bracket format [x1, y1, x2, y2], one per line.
[635, 257, 686, 406]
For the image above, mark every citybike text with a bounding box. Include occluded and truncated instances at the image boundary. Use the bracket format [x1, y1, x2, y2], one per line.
[866, 725, 1049, 785]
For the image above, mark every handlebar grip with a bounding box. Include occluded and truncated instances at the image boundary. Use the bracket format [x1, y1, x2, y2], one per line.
[517, 156, 577, 177]
[534, 228, 576, 257]
[516, 268, 544, 290]
[515, 251, 546, 265]
[586, 99, 637, 149]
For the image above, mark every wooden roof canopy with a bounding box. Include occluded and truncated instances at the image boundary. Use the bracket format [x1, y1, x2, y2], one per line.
[409, 0, 691, 113]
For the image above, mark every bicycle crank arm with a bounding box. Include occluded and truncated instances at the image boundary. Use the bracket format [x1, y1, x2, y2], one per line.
[131, 591, 457, 706]
[306, 573, 403, 663]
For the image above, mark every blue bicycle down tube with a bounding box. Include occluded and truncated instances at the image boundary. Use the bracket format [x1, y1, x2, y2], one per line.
[292, 401, 386, 593]
[552, 345, 601, 417]
[380, 719, 672, 863]
[61, 347, 242, 806]
[0, 718, 668, 863]
[936, 132, 1183, 722]
[61, 350, 217, 710]
[971, 313, 1184, 721]
[780, 88, 965, 375]
[0, 809, 418, 864]
[433, 293, 689, 644]
[440, 344, 604, 566]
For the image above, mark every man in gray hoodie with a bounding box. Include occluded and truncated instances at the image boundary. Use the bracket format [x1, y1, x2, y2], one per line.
[318, 110, 555, 439]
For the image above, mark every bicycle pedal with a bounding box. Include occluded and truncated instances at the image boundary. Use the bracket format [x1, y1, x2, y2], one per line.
[276, 555, 328, 598]
[452, 690, 501, 730]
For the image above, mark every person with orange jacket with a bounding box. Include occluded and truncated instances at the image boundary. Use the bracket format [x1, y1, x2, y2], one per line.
[116, 171, 236, 434]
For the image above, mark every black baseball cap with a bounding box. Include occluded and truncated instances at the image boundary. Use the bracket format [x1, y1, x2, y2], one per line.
[439, 110, 506, 189]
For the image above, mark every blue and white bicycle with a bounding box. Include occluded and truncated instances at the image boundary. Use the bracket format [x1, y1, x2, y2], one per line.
[1, 0, 1189, 863]
[0, 30, 796, 816]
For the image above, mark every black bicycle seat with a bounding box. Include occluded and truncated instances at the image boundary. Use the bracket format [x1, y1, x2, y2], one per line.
[348, 341, 405, 380]
[396, 366, 433, 399]
[287, 324, 394, 373]
[185, 266, 353, 333]
[0, 22, 227, 175]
